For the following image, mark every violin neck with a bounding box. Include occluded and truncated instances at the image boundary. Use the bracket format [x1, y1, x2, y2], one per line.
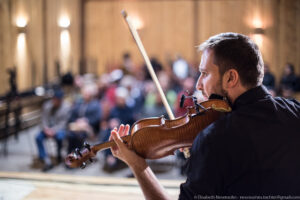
[92, 135, 132, 152]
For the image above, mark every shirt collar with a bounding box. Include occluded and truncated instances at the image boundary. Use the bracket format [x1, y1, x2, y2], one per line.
[232, 85, 271, 110]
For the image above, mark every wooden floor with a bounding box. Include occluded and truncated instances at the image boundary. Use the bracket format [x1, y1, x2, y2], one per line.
[0, 172, 182, 200]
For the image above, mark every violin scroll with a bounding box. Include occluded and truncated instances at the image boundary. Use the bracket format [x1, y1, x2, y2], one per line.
[65, 142, 95, 168]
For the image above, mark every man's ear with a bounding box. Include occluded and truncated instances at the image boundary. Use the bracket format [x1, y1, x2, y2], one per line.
[223, 69, 239, 88]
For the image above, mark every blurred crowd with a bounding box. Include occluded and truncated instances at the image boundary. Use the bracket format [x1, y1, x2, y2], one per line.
[35, 53, 199, 172]
[35, 53, 300, 173]
[263, 63, 300, 98]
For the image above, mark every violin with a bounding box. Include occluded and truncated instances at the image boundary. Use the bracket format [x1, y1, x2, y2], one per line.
[65, 99, 231, 169]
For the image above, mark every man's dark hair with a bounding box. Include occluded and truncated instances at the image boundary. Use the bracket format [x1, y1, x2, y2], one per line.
[198, 32, 264, 88]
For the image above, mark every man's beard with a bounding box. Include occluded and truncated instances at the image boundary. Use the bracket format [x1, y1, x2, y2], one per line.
[213, 79, 227, 96]
[212, 80, 230, 103]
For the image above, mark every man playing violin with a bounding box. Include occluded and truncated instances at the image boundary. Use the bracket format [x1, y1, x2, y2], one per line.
[109, 32, 300, 198]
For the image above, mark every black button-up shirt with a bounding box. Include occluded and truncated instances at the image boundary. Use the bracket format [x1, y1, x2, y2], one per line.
[180, 86, 300, 198]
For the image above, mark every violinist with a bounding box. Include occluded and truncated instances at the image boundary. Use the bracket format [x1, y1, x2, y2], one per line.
[109, 32, 300, 198]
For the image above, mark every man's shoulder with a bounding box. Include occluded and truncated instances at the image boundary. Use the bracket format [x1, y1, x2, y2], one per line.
[272, 96, 300, 117]
[193, 109, 254, 148]
[273, 96, 300, 107]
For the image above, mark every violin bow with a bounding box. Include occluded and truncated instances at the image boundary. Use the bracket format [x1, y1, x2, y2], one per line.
[122, 11, 192, 158]
[121, 10, 175, 120]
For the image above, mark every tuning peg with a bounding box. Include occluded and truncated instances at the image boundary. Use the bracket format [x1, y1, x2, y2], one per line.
[75, 148, 82, 157]
[80, 162, 86, 169]
[68, 155, 74, 161]
[83, 142, 91, 152]
[180, 94, 186, 108]
[72, 152, 78, 160]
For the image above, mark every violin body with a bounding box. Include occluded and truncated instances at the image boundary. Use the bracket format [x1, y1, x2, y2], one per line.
[65, 99, 231, 168]
[130, 106, 226, 159]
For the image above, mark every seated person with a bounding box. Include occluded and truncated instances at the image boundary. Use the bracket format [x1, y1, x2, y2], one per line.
[67, 84, 101, 153]
[100, 87, 135, 171]
[99, 118, 122, 172]
[262, 63, 275, 89]
[35, 89, 71, 171]
[109, 87, 135, 125]
[280, 63, 297, 91]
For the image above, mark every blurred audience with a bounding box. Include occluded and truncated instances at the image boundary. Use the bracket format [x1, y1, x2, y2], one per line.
[142, 71, 176, 119]
[172, 55, 189, 81]
[33, 53, 300, 174]
[121, 52, 135, 75]
[99, 87, 135, 172]
[280, 63, 298, 92]
[281, 86, 294, 99]
[278, 63, 300, 98]
[263, 63, 275, 90]
[143, 57, 163, 81]
[35, 88, 71, 171]
[67, 84, 101, 153]
[109, 87, 135, 125]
